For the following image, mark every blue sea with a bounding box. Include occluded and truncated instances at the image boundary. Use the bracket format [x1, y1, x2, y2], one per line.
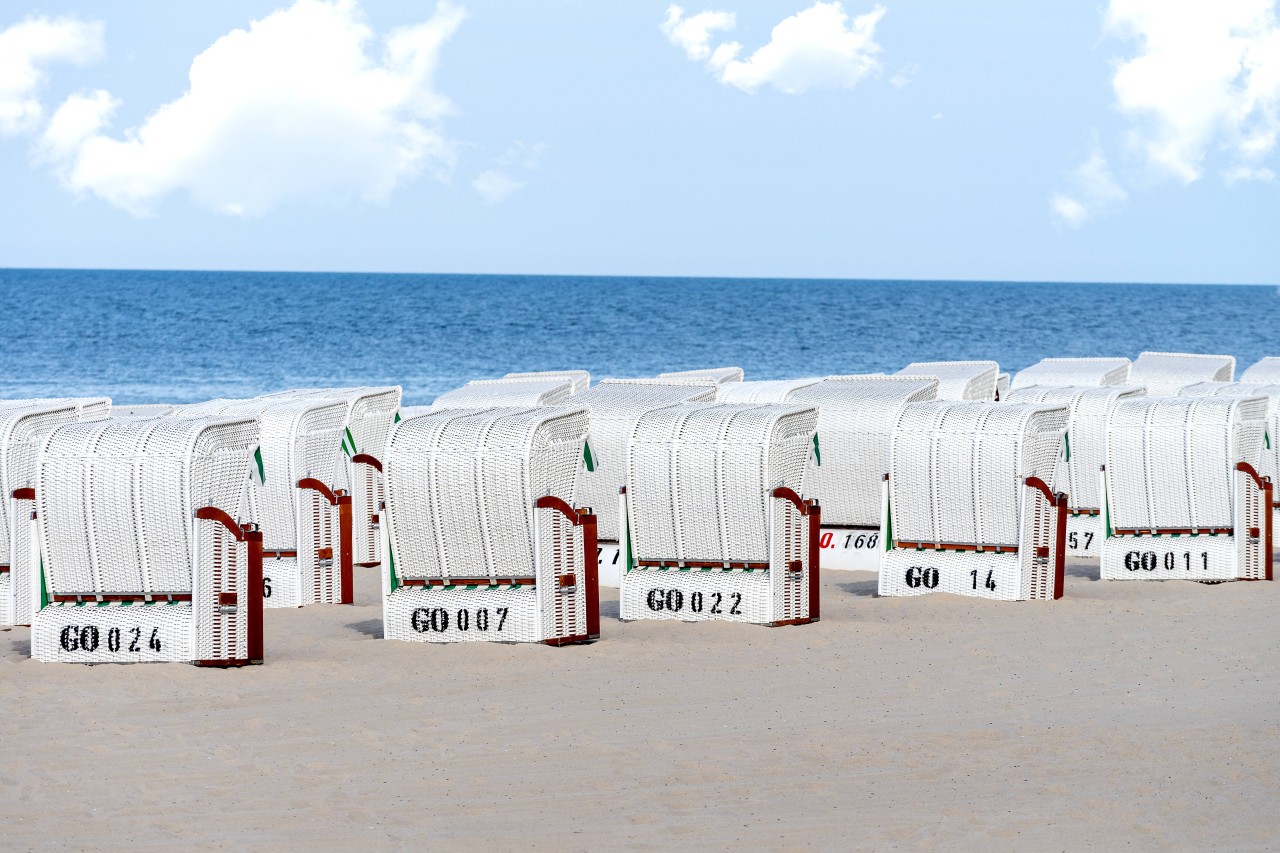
[0, 269, 1274, 406]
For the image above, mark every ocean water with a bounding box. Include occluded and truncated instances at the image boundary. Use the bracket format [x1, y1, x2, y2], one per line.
[0, 269, 1274, 406]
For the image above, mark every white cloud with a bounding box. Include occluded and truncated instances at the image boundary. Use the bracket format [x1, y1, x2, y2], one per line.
[662, 2, 887, 95]
[471, 169, 523, 204]
[1106, 0, 1280, 184]
[1050, 144, 1128, 228]
[0, 16, 103, 136]
[39, 0, 465, 217]
[495, 140, 547, 170]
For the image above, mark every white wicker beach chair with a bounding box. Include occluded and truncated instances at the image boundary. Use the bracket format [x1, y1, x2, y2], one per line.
[502, 370, 590, 393]
[112, 404, 177, 419]
[1242, 357, 1280, 383]
[0, 399, 112, 628]
[29, 415, 264, 665]
[185, 397, 353, 608]
[1007, 385, 1146, 559]
[657, 367, 745, 385]
[1180, 381, 1280, 549]
[716, 378, 822, 403]
[258, 387, 401, 570]
[432, 378, 575, 409]
[879, 402, 1070, 600]
[1128, 351, 1235, 396]
[1100, 396, 1272, 581]
[1011, 357, 1132, 389]
[381, 406, 598, 644]
[619, 403, 820, 625]
[996, 373, 1010, 401]
[895, 361, 1000, 401]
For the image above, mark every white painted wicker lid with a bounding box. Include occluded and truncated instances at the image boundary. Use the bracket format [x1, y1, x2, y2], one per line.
[896, 361, 1000, 401]
[1012, 357, 1132, 389]
[1130, 351, 1235, 396]
[1241, 357, 1280, 383]
[433, 378, 575, 408]
[657, 367, 745, 384]
[502, 370, 590, 394]
[716, 378, 822, 403]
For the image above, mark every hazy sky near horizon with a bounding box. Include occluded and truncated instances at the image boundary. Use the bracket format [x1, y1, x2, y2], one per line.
[0, 0, 1277, 284]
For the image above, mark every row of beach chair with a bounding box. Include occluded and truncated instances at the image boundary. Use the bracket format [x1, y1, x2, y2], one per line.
[2, 354, 1275, 665]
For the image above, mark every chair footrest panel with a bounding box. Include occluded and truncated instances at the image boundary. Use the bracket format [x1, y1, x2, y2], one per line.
[1100, 535, 1239, 580]
[1065, 515, 1103, 561]
[879, 549, 1029, 600]
[32, 602, 193, 663]
[620, 568, 779, 624]
[816, 527, 882, 571]
[385, 585, 543, 643]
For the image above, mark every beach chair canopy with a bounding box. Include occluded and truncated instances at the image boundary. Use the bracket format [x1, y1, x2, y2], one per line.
[626, 403, 817, 564]
[37, 415, 259, 597]
[569, 379, 717, 539]
[384, 406, 589, 580]
[890, 402, 1068, 547]
[717, 378, 822, 403]
[1180, 381, 1280, 486]
[112, 404, 176, 419]
[1006, 385, 1145, 512]
[1129, 352, 1235, 396]
[895, 361, 1000, 401]
[258, 386, 400, 460]
[432, 378, 575, 409]
[1241, 357, 1280, 383]
[789, 375, 938, 527]
[1104, 396, 1266, 531]
[657, 367, 745, 385]
[502, 370, 590, 394]
[1011, 357, 1132, 389]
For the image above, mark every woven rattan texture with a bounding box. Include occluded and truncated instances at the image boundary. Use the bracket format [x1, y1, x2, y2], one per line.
[1100, 534, 1239, 581]
[1180, 382, 1280, 487]
[1104, 396, 1266, 531]
[620, 568, 774, 622]
[386, 585, 543, 642]
[569, 380, 717, 540]
[384, 406, 588, 581]
[625, 403, 817, 564]
[1242, 357, 1280, 383]
[889, 402, 1068, 547]
[502, 371, 590, 394]
[792, 377, 939, 527]
[433, 379, 574, 409]
[716, 379, 821, 403]
[657, 367, 745, 384]
[33, 601, 194, 662]
[1007, 385, 1146, 511]
[1129, 352, 1236, 396]
[1011, 358, 1132, 389]
[896, 361, 1000, 401]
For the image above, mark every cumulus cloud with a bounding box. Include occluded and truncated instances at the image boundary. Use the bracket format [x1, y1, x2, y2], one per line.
[661, 2, 886, 95]
[471, 169, 523, 204]
[470, 141, 546, 204]
[1106, 0, 1280, 184]
[0, 16, 103, 136]
[39, 0, 465, 217]
[1050, 143, 1128, 229]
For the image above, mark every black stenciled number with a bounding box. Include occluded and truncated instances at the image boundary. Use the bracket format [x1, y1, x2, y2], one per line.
[985, 570, 996, 591]
[1201, 552, 1209, 572]
[476, 608, 489, 631]
[496, 607, 508, 631]
[148, 628, 162, 652]
[107, 627, 121, 653]
[729, 593, 742, 615]
[1068, 531, 1078, 549]
[1164, 552, 1175, 571]
[81, 626, 99, 653]
[710, 592, 723, 614]
[129, 627, 141, 652]
[1084, 532, 1094, 549]
[59, 625, 79, 652]
[690, 591, 703, 613]
[263, 576, 273, 599]
[457, 609, 469, 631]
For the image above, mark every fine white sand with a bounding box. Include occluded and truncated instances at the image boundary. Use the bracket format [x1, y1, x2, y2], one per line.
[3, 562, 1278, 850]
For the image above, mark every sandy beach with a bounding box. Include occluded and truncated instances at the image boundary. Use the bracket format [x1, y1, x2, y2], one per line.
[2, 563, 1277, 850]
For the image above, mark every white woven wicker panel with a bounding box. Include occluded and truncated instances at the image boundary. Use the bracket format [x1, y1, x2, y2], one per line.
[716, 379, 821, 403]
[879, 550, 1027, 600]
[385, 407, 588, 580]
[791, 376, 939, 527]
[889, 402, 1068, 546]
[1242, 357, 1280, 383]
[32, 601, 193, 662]
[433, 378, 574, 409]
[1104, 396, 1266, 530]
[0, 574, 11, 624]
[1180, 382, 1280, 485]
[1064, 514, 1103, 559]
[112, 404, 176, 419]
[569, 380, 717, 540]
[1007, 385, 1145, 510]
[502, 371, 590, 394]
[620, 568, 775, 622]
[1100, 534, 1238, 581]
[996, 373, 1010, 400]
[257, 386, 401, 483]
[261, 555, 302, 608]
[657, 367, 745, 384]
[386, 585, 543, 642]
[625, 403, 817, 563]
[896, 361, 1000, 401]
[1130, 351, 1235, 396]
[0, 402, 80, 567]
[37, 417, 258, 597]
[1011, 358, 1132, 389]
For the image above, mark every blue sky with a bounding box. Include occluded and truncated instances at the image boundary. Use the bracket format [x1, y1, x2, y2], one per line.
[0, 0, 1277, 283]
